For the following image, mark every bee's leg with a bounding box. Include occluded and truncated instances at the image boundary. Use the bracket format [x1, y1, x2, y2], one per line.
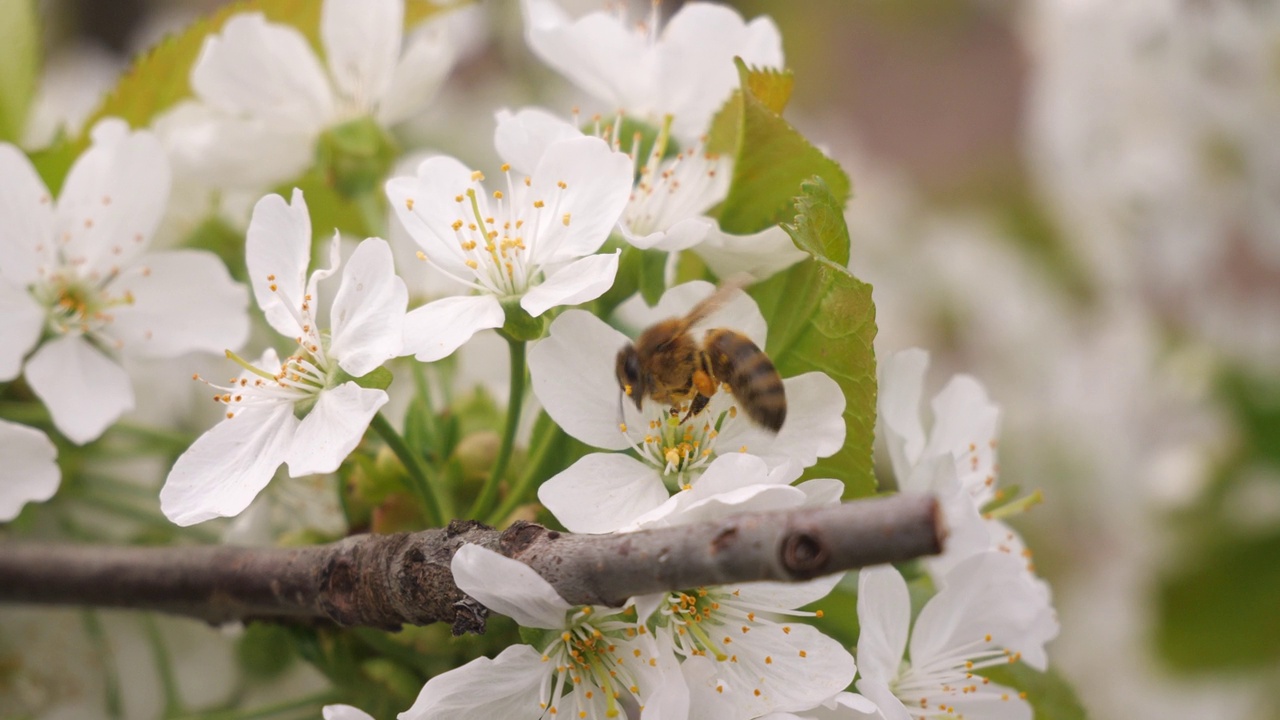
[681, 393, 711, 423]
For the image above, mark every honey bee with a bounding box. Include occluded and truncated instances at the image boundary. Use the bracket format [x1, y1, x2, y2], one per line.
[615, 285, 786, 432]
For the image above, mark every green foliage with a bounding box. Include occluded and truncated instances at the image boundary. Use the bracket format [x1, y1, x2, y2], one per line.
[979, 663, 1089, 720]
[637, 248, 669, 306]
[0, 0, 39, 143]
[749, 178, 877, 497]
[707, 59, 851, 235]
[1157, 529, 1280, 671]
[236, 623, 299, 679]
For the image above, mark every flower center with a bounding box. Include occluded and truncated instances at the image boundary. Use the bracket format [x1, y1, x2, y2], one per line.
[890, 634, 1024, 716]
[410, 166, 573, 299]
[537, 609, 653, 719]
[622, 393, 746, 488]
[30, 267, 144, 347]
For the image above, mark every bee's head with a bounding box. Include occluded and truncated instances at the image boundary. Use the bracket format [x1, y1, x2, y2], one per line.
[615, 344, 645, 412]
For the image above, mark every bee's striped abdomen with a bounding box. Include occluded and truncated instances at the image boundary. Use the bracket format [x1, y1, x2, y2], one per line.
[705, 329, 786, 432]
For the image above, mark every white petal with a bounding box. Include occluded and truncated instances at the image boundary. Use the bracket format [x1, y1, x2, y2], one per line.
[924, 374, 1000, 502]
[0, 143, 55, 286]
[853, 679, 911, 720]
[520, 250, 619, 317]
[322, 0, 402, 109]
[723, 372, 845, 469]
[191, 13, 334, 129]
[323, 705, 375, 720]
[855, 566, 910, 682]
[643, 482, 804, 531]
[521, 0, 651, 113]
[621, 215, 716, 252]
[796, 478, 845, 506]
[450, 544, 571, 629]
[375, 25, 454, 126]
[25, 335, 134, 444]
[285, 383, 387, 477]
[687, 451, 772, 496]
[245, 189, 312, 338]
[329, 238, 407, 376]
[386, 156, 480, 279]
[55, 119, 170, 273]
[0, 420, 60, 521]
[538, 453, 669, 533]
[527, 310, 631, 450]
[732, 572, 845, 612]
[398, 644, 547, 720]
[160, 403, 298, 526]
[877, 348, 929, 478]
[154, 100, 314, 191]
[107, 250, 250, 358]
[403, 293, 504, 362]
[0, 281, 44, 381]
[493, 107, 582, 176]
[525, 136, 633, 265]
[693, 224, 807, 282]
[910, 551, 1058, 672]
[657, 3, 783, 139]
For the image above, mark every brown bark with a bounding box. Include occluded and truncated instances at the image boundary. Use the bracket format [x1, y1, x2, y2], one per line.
[0, 494, 943, 634]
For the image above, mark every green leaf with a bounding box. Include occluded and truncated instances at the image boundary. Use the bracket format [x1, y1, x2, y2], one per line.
[707, 59, 850, 235]
[750, 177, 876, 497]
[0, 0, 39, 143]
[978, 663, 1089, 720]
[1156, 529, 1280, 671]
[352, 366, 393, 391]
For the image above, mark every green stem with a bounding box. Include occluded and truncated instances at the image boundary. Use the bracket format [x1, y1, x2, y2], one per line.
[142, 614, 183, 717]
[369, 411, 452, 526]
[110, 420, 196, 452]
[468, 339, 526, 519]
[82, 610, 124, 720]
[485, 413, 559, 526]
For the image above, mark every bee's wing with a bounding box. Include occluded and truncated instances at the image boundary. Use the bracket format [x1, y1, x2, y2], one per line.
[680, 279, 749, 332]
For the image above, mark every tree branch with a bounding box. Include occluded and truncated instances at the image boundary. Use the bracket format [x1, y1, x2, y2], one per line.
[0, 494, 943, 634]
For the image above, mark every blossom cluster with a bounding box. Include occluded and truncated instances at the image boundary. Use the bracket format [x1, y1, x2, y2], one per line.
[0, 1, 1061, 718]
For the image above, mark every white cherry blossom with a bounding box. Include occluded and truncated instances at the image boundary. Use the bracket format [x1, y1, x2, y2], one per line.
[521, 0, 783, 142]
[0, 419, 60, 521]
[160, 190, 407, 526]
[528, 281, 845, 534]
[0, 119, 248, 444]
[399, 544, 687, 720]
[854, 555, 1059, 720]
[174, 0, 454, 190]
[385, 133, 632, 361]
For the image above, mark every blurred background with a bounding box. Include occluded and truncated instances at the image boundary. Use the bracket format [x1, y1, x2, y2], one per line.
[9, 0, 1280, 718]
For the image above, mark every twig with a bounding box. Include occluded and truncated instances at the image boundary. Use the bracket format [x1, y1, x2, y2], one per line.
[0, 494, 943, 634]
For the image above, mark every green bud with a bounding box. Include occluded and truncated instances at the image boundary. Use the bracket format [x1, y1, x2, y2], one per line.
[454, 430, 502, 479]
[500, 299, 548, 342]
[316, 116, 398, 200]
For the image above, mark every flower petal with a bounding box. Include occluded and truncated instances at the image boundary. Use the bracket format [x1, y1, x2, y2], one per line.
[245, 189, 312, 338]
[0, 143, 54, 286]
[375, 24, 454, 126]
[527, 310, 632, 450]
[520, 250, 619, 317]
[493, 106, 581, 176]
[107, 250, 250, 358]
[398, 644, 547, 720]
[322, 0, 402, 109]
[160, 402, 298, 526]
[539, 452, 669, 533]
[191, 12, 333, 129]
[403, 293, 504, 362]
[521, 0, 651, 113]
[25, 335, 134, 444]
[0, 420, 60, 521]
[877, 348, 929, 477]
[0, 281, 44, 381]
[693, 224, 806, 282]
[322, 705, 375, 720]
[621, 215, 716, 252]
[286, 383, 388, 477]
[924, 374, 1000, 503]
[154, 100, 313, 191]
[526, 136, 632, 265]
[451, 544, 571, 629]
[55, 119, 170, 273]
[733, 573, 845, 614]
[386, 155, 480, 280]
[855, 565, 910, 682]
[853, 679, 911, 720]
[329, 238, 407, 376]
[721, 372, 845, 469]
